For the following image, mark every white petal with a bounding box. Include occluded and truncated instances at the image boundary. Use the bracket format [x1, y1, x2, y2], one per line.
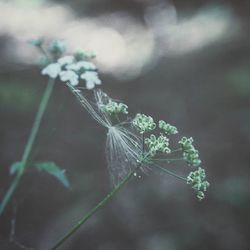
[80, 71, 101, 89]
[59, 70, 79, 86]
[86, 81, 95, 89]
[58, 56, 75, 66]
[41, 63, 61, 78]
[66, 63, 79, 71]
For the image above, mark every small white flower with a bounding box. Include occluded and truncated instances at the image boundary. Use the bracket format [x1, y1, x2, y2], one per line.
[66, 61, 96, 71]
[65, 63, 79, 71]
[41, 63, 61, 78]
[59, 70, 79, 86]
[80, 71, 101, 89]
[58, 56, 75, 66]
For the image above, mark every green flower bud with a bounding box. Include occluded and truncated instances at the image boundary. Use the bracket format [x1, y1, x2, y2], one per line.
[74, 49, 96, 61]
[159, 120, 178, 135]
[49, 40, 65, 54]
[29, 37, 44, 47]
[179, 137, 201, 167]
[187, 167, 209, 200]
[133, 113, 156, 134]
[145, 134, 171, 157]
[101, 100, 128, 115]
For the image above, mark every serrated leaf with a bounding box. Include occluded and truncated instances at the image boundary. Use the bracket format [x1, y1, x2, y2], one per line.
[9, 161, 23, 175]
[35, 161, 70, 189]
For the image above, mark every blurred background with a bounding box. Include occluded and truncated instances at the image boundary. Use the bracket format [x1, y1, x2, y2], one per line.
[0, 0, 250, 249]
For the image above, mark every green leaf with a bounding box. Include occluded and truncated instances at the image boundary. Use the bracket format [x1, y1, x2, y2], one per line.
[9, 161, 23, 175]
[35, 162, 70, 188]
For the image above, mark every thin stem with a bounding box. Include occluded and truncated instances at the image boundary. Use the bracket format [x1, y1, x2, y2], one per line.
[38, 46, 49, 59]
[142, 133, 145, 154]
[153, 158, 184, 162]
[0, 78, 55, 215]
[153, 163, 187, 181]
[171, 148, 182, 153]
[50, 170, 135, 250]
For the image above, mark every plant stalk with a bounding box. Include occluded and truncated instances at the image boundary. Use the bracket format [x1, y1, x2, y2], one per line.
[0, 78, 55, 215]
[50, 170, 135, 250]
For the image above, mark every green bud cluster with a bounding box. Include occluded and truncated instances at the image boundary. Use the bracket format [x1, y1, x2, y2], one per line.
[29, 38, 44, 47]
[187, 167, 210, 200]
[133, 113, 156, 134]
[159, 120, 178, 135]
[145, 134, 171, 157]
[74, 50, 96, 61]
[101, 100, 128, 115]
[179, 137, 201, 167]
[49, 40, 66, 54]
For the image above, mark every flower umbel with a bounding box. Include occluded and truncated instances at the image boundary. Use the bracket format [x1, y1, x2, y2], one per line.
[159, 120, 178, 135]
[145, 134, 171, 157]
[41, 63, 61, 79]
[40, 41, 101, 89]
[133, 113, 156, 134]
[101, 100, 128, 115]
[80, 71, 101, 89]
[187, 167, 210, 200]
[179, 137, 201, 167]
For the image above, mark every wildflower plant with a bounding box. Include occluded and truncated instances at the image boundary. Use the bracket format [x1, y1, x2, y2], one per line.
[0, 38, 210, 250]
[0, 39, 101, 215]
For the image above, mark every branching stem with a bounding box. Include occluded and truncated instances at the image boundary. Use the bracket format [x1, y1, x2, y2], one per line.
[50, 152, 186, 249]
[153, 163, 187, 181]
[50, 170, 135, 250]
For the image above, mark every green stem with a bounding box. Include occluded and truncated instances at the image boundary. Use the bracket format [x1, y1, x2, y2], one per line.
[171, 148, 182, 153]
[0, 78, 55, 215]
[153, 163, 187, 181]
[142, 133, 145, 154]
[154, 158, 184, 162]
[50, 170, 135, 250]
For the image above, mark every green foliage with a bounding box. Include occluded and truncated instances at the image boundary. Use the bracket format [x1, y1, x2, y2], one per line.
[35, 162, 70, 188]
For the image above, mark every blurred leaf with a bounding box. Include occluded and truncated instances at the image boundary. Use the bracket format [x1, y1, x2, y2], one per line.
[9, 161, 23, 175]
[0, 82, 37, 112]
[35, 161, 70, 188]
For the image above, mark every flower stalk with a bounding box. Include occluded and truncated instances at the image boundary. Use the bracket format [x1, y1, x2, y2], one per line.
[50, 169, 135, 250]
[0, 78, 55, 215]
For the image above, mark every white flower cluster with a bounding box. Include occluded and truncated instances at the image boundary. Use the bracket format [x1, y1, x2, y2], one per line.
[41, 55, 101, 89]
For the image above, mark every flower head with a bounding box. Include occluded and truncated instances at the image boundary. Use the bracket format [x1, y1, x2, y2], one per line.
[145, 134, 171, 157]
[40, 43, 101, 89]
[101, 100, 128, 115]
[41, 63, 61, 79]
[58, 56, 75, 66]
[133, 113, 156, 134]
[59, 70, 79, 86]
[80, 71, 101, 89]
[159, 120, 178, 135]
[179, 137, 201, 166]
[187, 167, 210, 200]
